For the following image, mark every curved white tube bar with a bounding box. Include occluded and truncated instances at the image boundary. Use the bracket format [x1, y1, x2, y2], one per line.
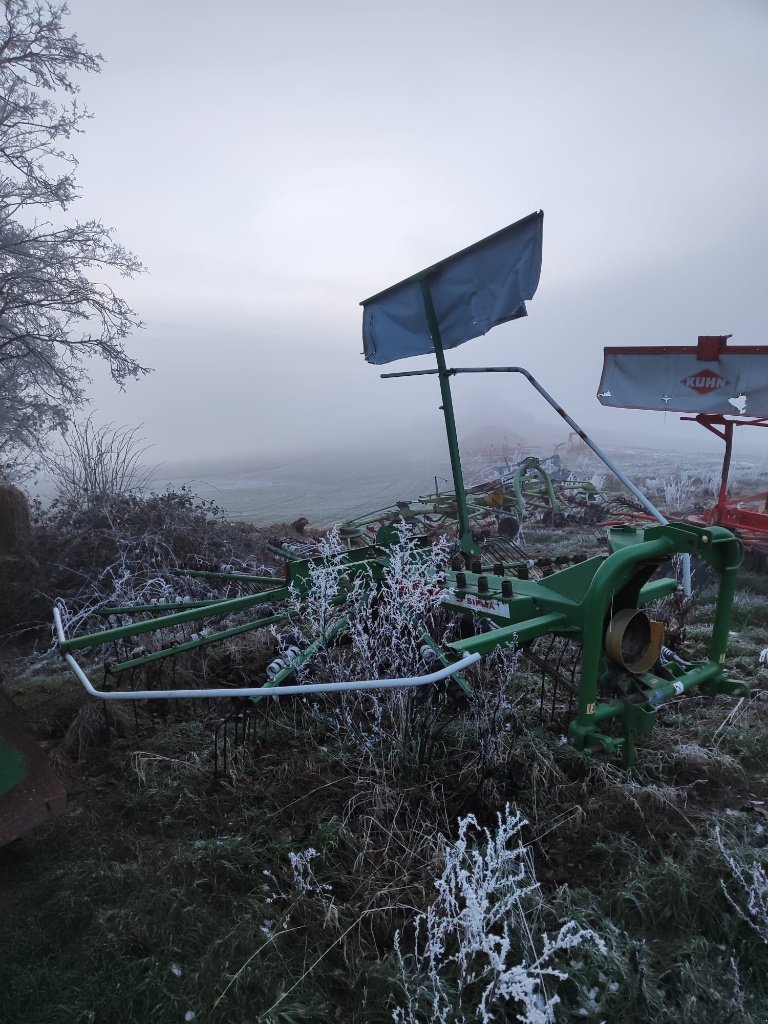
[53, 606, 481, 701]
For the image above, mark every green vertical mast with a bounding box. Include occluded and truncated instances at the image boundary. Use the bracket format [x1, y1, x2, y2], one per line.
[419, 278, 475, 555]
[361, 213, 544, 557]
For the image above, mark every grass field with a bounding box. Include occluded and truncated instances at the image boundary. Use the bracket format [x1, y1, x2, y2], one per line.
[2, 525, 768, 1023]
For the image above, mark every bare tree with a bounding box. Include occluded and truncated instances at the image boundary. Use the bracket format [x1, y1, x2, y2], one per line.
[44, 416, 156, 505]
[0, 0, 147, 470]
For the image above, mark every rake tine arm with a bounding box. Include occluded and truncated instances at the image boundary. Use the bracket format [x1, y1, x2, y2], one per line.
[53, 605, 480, 701]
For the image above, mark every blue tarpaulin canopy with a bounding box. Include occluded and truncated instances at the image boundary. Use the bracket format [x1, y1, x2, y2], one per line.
[598, 340, 768, 418]
[361, 211, 543, 365]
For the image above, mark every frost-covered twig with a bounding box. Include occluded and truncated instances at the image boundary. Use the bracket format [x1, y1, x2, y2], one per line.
[393, 805, 605, 1024]
[288, 847, 333, 897]
[717, 827, 768, 943]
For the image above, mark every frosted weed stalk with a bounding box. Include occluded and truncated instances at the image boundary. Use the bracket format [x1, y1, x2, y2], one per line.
[716, 827, 768, 943]
[393, 804, 605, 1024]
[345, 526, 450, 680]
[292, 526, 348, 644]
[453, 643, 524, 795]
[278, 525, 349, 679]
[282, 526, 453, 760]
[340, 526, 452, 763]
[288, 848, 333, 898]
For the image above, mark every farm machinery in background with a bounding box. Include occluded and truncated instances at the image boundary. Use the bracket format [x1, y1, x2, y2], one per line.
[599, 335, 768, 563]
[328, 453, 645, 559]
[1, 211, 755, 844]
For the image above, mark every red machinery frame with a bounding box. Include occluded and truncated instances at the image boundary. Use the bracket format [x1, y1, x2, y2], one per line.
[599, 336, 768, 555]
[684, 413, 768, 554]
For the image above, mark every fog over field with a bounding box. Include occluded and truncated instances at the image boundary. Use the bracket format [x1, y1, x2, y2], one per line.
[57, 0, 767, 470]
[146, 440, 767, 527]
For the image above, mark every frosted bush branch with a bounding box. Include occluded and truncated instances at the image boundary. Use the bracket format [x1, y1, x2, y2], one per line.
[717, 827, 768, 942]
[345, 526, 449, 681]
[288, 847, 333, 897]
[278, 525, 458, 759]
[46, 489, 275, 657]
[393, 804, 605, 1024]
[282, 526, 349, 670]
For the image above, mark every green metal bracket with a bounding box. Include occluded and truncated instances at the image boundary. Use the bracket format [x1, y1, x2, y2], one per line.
[415, 621, 473, 697]
[512, 457, 560, 517]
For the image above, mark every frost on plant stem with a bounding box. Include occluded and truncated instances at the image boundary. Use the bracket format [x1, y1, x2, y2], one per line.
[277, 525, 455, 757]
[345, 525, 450, 681]
[46, 488, 273, 644]
[279, 526, 349, 676]
[288, 847, 332, 897]
[717, 827, 768, 942]
[643, 472, 699, 513]
[393, 804, 605, 1024]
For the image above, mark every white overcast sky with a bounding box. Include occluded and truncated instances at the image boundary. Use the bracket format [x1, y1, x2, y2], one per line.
[62, 0, 768, 465]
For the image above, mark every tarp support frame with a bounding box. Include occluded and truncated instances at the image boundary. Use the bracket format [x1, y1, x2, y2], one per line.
[419, 278, 474, 554]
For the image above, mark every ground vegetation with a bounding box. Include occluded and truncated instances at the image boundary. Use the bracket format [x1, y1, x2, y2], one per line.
[1, 473, 767, 1022]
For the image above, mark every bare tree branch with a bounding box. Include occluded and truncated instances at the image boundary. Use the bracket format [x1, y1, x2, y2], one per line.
[0, 0, 148, 471]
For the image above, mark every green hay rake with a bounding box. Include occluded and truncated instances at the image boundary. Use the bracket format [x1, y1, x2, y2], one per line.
[347, 454, 644, 540]
[49, 212, 750, 773]
[491, 455, 646, 528]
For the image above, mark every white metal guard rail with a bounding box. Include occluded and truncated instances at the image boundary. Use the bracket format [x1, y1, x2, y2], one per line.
[53, 605, 481, 701]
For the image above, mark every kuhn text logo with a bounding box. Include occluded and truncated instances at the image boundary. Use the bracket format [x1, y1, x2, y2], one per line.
[681, 369, 728, 395]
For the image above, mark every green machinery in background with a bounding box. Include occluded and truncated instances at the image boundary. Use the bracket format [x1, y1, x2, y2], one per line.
[331, 454, 620, 551]
[48, 212, 751, 775]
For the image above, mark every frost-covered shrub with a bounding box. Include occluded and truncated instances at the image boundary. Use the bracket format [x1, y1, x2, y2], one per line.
[393, 804, 605, 1024]
[283, 525, 350, 657]
[717, 827, 768, 943]
[288, 847, 333, 897]
[344, 526, 449, 680]
[41, 488, 274, 637]
[450, 642, 524, 788]
[641, 470, 720, 514]
[277, 526, 526, 773]
[278, 526, 458, 760]
[656, 472, 697, 512]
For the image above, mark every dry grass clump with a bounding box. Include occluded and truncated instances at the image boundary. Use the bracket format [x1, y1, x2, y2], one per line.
[4, 495, 768, 1020]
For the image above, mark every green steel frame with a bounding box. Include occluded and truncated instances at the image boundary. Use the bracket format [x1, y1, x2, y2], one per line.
[49, 277, 750, 768]
[54, 514, 748, 766]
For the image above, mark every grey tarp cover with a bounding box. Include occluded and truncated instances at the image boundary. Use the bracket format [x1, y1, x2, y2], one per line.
[598, 348, 768, 417]
[361, 211, 543, 365]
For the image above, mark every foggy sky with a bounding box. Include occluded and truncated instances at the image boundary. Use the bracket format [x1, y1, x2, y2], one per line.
[62, 0, 768, 468]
